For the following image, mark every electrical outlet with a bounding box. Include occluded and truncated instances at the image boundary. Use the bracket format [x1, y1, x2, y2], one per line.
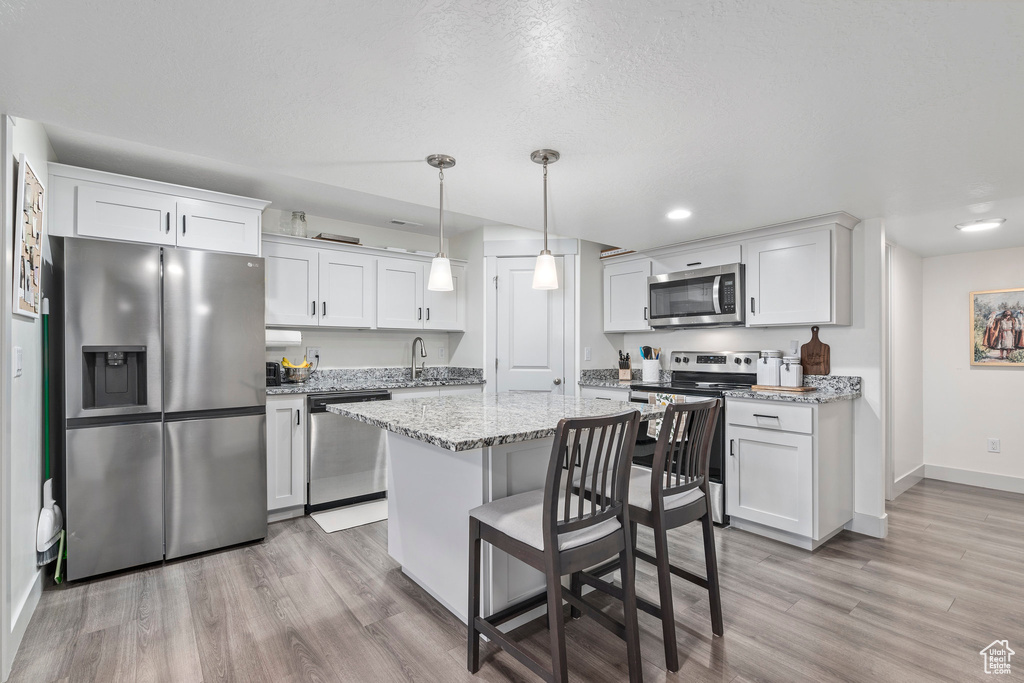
[437, 346, 445, 359]
[987, 438, 1001, 453]
[584, 346, 592, 361]
[306, 346, 321, 363]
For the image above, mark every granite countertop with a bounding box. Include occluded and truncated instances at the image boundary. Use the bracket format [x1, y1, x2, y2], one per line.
[326, 393, 666, 452]
[266, 366, 484, 395]
[578, 379, 634, 389]
[723, 375, 862, 404]
[267, 377, 484, 395]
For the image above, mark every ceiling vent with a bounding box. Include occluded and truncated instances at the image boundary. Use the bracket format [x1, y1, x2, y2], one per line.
[390, 219, 423, 227]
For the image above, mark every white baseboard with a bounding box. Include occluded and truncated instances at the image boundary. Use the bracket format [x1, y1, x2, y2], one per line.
[4, 570, 42, 680]
[892, 464, 925, 498]
[845, 512, 888, 538]
[268, 506, 306, 524]
[924, 465, 1024, 495]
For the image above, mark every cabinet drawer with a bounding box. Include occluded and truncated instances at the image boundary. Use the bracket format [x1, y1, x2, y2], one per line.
[580, 386, 632, 402]
[727, 399, 813, 434]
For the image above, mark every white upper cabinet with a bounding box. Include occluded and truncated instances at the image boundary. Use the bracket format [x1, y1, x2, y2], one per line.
[176, 198, 261, 255]
[745, 228, 835, 326]
[264, 241, 319, 327]
[49, 164, 267, 255]
[377, 258, 425, 329]
[424, 263, 466, 331]
[319, 251, 376, 328]
[76, 183, 178, 246]
[603, 258, 652, 332]
[652, 244, 741, 275]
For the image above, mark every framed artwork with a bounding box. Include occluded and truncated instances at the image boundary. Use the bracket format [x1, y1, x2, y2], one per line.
[13, 153, 44, 319]
[971, 288, 1024, 366]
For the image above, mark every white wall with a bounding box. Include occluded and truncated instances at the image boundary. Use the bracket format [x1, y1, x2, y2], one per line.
[448, 228, 485, 369]
[268, 328, 450, 368]
[578, 240, 623, 372]
[2, 117, 55, 681]
[923, 245, 1024, 491]
[890, 244, 924, 489]
[580, 219, 889, 535]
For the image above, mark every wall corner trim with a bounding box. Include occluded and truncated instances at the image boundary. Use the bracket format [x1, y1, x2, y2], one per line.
[924, 465, 1024, 495]
[845, 512, 888, 539]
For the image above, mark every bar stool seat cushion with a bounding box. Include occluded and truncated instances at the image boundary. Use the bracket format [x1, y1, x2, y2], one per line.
[470, 489, 621, 551]
[627, 466, 705, 512]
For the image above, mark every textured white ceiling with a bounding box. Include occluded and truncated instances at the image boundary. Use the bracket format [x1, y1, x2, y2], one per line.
[3, 1, 1024, 256]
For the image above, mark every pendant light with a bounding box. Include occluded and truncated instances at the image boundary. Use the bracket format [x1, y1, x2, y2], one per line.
[530, 149, 560, 290]
[426, 154, 456, 291]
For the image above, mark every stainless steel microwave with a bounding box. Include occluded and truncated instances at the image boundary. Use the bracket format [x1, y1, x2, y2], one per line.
[647, 263, 745, 328]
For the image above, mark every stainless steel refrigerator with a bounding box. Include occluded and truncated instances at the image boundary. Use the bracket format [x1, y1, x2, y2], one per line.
[52, 237, 267, 580]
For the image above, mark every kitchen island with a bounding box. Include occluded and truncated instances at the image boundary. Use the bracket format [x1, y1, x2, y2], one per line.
[328, 393, 666, 626]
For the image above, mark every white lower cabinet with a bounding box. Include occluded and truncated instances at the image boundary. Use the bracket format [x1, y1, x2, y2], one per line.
[266, 395, 306, 512]
[725, 398, 853, 549]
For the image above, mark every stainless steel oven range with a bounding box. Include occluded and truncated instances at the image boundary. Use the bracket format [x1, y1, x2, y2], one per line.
[629, 350, 759, 525]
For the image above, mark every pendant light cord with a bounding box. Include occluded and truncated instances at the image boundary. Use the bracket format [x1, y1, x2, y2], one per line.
[438, 167, 445, 255]
[542, 158, 549, 252]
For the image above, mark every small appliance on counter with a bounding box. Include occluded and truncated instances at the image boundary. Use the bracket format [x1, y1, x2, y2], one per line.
[266, 361, 282, 387]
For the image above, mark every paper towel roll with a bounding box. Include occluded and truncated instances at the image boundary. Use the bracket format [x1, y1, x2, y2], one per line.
[266, 329, 301, 348]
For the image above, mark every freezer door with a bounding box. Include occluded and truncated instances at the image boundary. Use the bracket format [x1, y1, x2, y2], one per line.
[308, 411, 388, 507]
[64, 238, 162, 419]
[65, 422, 164, 580]
[163, 248, 266, 413]
[165, 413, 267, 559]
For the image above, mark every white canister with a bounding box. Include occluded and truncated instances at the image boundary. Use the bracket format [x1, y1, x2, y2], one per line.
[781, 355, 803, 388]
[757, 350, 783, 386]
[642, 358, 661, 383]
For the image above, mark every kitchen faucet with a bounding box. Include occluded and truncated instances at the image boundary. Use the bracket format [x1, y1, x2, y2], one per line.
[411, 336, 427, 379]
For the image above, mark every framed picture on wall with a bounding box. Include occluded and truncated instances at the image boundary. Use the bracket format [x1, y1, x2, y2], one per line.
[971, 287, 1024, 366]
[12, 153, 45, 319]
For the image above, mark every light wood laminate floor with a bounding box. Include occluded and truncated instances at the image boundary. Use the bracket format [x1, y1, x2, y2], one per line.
[10, 479, 1024, 682]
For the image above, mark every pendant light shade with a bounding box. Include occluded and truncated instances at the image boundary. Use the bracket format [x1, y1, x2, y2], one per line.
[532, 252, 558, 290]
[426, 154, 456, 292]
[530, 149, 560, 290]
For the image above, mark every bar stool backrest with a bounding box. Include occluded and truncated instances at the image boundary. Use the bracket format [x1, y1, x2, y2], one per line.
[652, 399, 721, 504]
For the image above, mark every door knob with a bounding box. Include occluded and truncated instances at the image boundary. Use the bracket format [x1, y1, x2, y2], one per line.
[553, 378, 562, 385]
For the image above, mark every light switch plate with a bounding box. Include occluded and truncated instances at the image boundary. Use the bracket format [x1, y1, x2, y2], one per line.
[13, 346, 22, 378]
[438, 346, 445, 359]
[584, 347, 592, 361]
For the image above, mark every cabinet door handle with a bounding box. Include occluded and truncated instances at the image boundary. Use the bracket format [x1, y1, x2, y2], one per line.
[312, 300, 316, 316]
[426, 308, 430, 321]
[643, 306, 648, 321]
[182, 215, 187, 236]
[730, 439, 735, 456]
[323, 301, 326, 317]
[750, 297, 755, 314]
[296, 409, 301, 426]
[165, 212, 170, 233]
[686, 261, 701, 267]
[417, 307, 422, 321]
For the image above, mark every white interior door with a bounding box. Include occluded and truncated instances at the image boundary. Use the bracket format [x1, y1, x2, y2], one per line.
[495, 257, 565, 393]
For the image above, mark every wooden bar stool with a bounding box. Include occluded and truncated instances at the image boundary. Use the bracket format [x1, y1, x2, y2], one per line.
[467, 410, 644, 683]
[573, 399, 723, 673]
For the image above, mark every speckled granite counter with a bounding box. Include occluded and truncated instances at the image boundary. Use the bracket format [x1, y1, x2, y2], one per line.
[327, 392, 665, 451]
[579, 368, 668, 388]
[723, 375, 861, 404]
[266, 366, 484, 395]
[578, 379, 634, 389]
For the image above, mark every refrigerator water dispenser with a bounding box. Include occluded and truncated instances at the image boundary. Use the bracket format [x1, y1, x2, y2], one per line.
[81, 345, 147, 409]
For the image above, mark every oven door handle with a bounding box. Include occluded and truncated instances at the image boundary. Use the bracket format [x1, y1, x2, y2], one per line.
[712, 275, 722, 315]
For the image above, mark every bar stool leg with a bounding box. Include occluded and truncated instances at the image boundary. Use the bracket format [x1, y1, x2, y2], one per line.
[544, 557, 569, 683]
[569, 572, 582, 619]
[467, 517, 482, 673]
[652, 518, 679, 672]
[701, 512, 724, 636]
[619, 540, 645, 683]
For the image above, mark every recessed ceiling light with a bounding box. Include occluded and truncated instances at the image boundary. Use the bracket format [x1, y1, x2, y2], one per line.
[666, 209, 692, 220]
[955, 218, 1005, 232]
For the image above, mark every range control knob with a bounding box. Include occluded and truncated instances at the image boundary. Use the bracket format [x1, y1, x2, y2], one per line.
[681, 356, 690, 364]
[733, 357, 742, 365]
[743, 357, 753, 365]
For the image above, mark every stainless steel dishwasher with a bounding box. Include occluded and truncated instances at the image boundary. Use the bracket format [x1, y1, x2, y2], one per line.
[307, 390, 392, 513]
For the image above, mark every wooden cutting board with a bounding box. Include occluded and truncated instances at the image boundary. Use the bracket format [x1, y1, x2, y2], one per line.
[800, 326, 830, 375]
